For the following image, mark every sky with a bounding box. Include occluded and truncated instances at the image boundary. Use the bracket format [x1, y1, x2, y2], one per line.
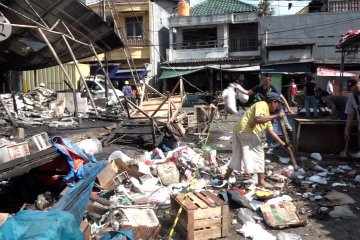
[190, 0, 311, 16]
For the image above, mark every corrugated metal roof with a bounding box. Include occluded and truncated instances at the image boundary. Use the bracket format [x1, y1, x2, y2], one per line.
[162, 56, 260, 64]
[190, 0, 257, 16]
[0, 0, 123, 71]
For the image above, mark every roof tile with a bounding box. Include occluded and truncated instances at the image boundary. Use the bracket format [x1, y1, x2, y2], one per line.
[190, 0, 257, 16]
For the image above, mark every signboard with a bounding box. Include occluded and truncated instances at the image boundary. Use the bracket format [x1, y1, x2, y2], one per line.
[0, 16, 11, 41]
[316, 67, 357, 77]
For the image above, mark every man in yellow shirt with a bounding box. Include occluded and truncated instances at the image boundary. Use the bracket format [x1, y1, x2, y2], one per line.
[223, 92, 288, 187]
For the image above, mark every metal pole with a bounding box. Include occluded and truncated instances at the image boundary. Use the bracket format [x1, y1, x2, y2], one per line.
[340, 50, 345, 96]
[62, 35, 99, 116]
[38, 28, 79, 118]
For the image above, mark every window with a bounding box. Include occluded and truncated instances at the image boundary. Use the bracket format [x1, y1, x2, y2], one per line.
[125, 17, 143, 39]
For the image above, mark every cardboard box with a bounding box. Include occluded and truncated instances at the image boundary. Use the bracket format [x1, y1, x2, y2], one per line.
[97, 158, 141, 190]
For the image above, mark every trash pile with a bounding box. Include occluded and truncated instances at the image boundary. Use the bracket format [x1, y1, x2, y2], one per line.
[54, 140, 357, 239]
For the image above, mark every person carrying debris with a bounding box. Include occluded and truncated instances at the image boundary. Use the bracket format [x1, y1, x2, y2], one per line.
[344, 79, 360, 157]
[223, 92, 289, 187]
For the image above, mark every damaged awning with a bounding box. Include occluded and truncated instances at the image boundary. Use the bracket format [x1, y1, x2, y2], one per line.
[261, 62, 314, 74]
[112, 68, 148, 79]
[159, 68, 204, 80]
[0, 0, 124, 71]
[208, 65, 260, 72]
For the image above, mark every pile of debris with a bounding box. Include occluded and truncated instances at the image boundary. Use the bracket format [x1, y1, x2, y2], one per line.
[0, 87, 124, 128]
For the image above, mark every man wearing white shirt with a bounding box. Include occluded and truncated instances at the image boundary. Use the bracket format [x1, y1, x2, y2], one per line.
[326, 79, 335, 95]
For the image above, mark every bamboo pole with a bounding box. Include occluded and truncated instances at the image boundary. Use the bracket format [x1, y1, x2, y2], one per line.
[38, 28, 79, 118]
[62, 35, 99, 116]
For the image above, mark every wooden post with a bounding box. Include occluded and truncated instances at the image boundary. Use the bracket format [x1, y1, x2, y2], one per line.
[167, 91, 171, 122]
[150, 117, 156, 146]
[12, 92, 18, 115]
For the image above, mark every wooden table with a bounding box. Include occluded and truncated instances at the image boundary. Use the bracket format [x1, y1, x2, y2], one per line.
[293, 118, 357, 154]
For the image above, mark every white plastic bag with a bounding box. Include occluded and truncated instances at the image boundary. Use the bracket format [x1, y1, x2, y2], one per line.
[236, 89, 249, 103]
[108, 150, 131, 163]
[223, 86, 238, 114]
[78, 137, 102, 155]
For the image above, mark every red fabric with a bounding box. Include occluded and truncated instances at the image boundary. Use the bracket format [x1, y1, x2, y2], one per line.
[229, 186, 246, 196]
[56, 144, 85, 171]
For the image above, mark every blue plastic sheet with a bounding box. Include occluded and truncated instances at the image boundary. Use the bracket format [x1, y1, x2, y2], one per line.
[51, 136, 97, 185]
[101, 230, 135, 240]
[0, 210, 83, 240]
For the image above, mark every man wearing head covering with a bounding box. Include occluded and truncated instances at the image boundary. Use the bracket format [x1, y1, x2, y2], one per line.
[344, 79, 360, 157]
[223, 92, 289, 187]
[136, 80, 144, 106]
[122, 80, 133, 101]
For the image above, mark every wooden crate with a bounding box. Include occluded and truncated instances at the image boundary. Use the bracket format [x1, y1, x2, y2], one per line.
[171, 191, 229, 240]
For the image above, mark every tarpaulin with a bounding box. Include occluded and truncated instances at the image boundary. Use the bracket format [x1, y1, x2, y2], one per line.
[0, 210, 83, 240]
[101, 230, 135, 240]
[159, 69, 203, 79]
[51, 137, 97, 186]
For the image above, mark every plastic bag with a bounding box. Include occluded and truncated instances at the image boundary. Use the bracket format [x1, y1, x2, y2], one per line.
[108, 150, 131, 163]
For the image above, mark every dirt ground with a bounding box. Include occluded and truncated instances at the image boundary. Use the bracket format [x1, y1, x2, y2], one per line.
[6, 108, 360, 240]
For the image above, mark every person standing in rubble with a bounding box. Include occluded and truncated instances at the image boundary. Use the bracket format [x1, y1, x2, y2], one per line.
[136, 80, 144, 106]
[288, 79, 298, 106]
[122, 80, 133, 102]
[222, 92, 289, 187]
[344, 79, 360, 157]
[327, 79, 335, 95]
[303, 77, 318, 118]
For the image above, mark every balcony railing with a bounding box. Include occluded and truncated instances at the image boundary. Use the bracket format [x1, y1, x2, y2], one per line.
[173, 39, 225, 50]
[327, 0, 360, 11]
[229, 37, 258, 52]
[88, 0, 148, 3]
[114, 0, 148, 2]
[126, 37, 150, 47]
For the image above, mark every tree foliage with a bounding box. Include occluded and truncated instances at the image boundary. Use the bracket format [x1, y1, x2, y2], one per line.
[258, 0, 275, 16]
